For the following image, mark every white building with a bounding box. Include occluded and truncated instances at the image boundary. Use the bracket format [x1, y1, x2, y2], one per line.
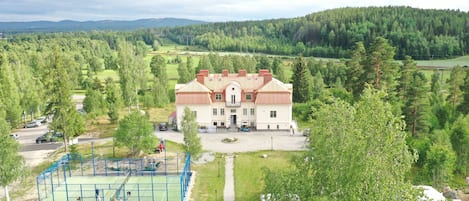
[175, 69, 292, 131]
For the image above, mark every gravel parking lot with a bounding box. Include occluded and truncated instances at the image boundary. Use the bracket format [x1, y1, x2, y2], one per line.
[156, 129, 308, 153]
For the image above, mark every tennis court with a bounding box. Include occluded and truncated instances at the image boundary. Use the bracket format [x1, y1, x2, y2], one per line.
[43, 175, 182, 201]
[37, 153, 192, 201]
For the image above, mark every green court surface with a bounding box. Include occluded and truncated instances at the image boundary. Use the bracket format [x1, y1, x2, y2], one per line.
[41, 175, 182, 201]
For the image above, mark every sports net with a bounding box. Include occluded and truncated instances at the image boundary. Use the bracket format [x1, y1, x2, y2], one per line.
[110, 171, 132, 200]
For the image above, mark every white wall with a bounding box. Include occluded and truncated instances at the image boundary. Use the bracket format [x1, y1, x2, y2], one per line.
[176, 104, 212, 129]
[255, 105, 292, 130]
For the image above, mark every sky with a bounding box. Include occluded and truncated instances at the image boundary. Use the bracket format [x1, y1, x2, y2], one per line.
[0, 0, 467, 22]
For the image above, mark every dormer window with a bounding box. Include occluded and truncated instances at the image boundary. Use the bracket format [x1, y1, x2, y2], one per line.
[215, 94, 222, 100]
[246, 94, 252, 101]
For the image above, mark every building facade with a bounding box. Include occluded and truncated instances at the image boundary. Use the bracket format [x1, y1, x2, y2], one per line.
[175, 69, 292, 130]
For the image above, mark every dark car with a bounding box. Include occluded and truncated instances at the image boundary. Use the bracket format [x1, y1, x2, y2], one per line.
[35, 131, 63, 144]
[158, 122, 168, 131]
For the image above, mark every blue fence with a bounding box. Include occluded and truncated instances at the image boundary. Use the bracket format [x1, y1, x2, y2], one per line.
[36, 153, 191, 201]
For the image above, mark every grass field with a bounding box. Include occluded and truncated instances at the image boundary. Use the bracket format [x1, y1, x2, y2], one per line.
[415, 55, 469, 68]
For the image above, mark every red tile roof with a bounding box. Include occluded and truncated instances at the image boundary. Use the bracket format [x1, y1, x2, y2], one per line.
[176, 93, 211, 104]
[255, 93, 291, 104]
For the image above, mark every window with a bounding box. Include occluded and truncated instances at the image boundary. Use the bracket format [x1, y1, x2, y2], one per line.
[243, 108, 247, 115]
[277, 125, 279, 129]
[220, 108, 225, 116]
[213, 108, 217, 116]
[215, 94, 222, 100]
[231, 95, 236, 104]
[267, 125, 270, 129]
[246, 94, 252, 100]
[213, 122, 218, 126]
[250, 108, 255, 115]
[221, 122, 225, 126]
[231, 109, 236, 113]
[270, 111, 277, 118]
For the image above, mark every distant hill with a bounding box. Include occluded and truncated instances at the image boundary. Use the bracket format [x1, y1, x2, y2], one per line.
[166, 6, 469, 59]
[0, 18, 206, 33]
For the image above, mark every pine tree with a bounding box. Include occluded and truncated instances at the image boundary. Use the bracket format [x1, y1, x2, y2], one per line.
[457, 69, 469, 114]
[291, 56, 312, 103]
[447, 65, 466, 109]
[345, 42, 366, 98]
[105, 78, 122, 123]
[398, 56, 418, 100]
[403, 71, 431, 136]
[366, 37, 399, 93]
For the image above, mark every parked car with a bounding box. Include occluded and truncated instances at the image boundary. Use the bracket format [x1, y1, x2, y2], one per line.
[158, 122, 168, 131]
[35, 131, 63, 144]
[240, 125, 250, 132]
[10, 133, 19, 140]
[24, 120, 41, 128]
[35, 116, 48, 124]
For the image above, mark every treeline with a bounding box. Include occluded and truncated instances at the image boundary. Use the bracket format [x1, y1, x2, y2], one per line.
[165, 6, 469, 59]
[0, 30, 163, 128]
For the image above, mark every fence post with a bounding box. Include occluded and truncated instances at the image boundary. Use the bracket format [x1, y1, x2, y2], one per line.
[43, 174, 47, 198]
[68, 153, 72, 177]
[151, 172, 155, 201]
[105, 159, 107, 176]
[92, 141, 96, 176]
[50, 172, 55, 201]
[63, 163, 69, 201]
[37, 176, 41, 201]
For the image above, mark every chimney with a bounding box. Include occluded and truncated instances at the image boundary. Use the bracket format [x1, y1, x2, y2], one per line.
[258, 69, 269, 76]
[196, 74, 205, 84]
[199, 69, 209, 77]
[222, 69, 229, 77]
[263, 72, 272, 84]
[238, 69, 247, 77]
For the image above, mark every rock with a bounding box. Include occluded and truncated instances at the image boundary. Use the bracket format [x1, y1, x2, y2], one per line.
[261, 154, 268, 158]
[443, 186, 458, 199]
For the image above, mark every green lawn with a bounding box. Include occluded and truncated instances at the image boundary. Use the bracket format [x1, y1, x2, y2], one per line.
[416, 55, 469, 68]
[190, 153, 225, 201]
[234, 151, 304, 201]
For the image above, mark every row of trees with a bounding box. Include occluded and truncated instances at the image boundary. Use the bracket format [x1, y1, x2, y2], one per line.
[166, 6, 469, 59]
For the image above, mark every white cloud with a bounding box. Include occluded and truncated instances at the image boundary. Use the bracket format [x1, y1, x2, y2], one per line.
[0, 0, 467, 22]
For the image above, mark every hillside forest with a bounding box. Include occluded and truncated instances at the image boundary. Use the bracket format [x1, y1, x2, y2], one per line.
[1, 6, 469, 200]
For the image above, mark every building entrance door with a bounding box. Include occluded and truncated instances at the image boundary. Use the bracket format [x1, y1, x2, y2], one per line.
[230, 115, 237, 127]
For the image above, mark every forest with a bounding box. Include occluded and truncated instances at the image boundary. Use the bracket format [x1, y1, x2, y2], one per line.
[165, 6, 469, 59]
[1, 6, 469, 200]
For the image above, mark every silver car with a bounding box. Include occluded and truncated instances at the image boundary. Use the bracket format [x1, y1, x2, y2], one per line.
[24, 121, 41, 128]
